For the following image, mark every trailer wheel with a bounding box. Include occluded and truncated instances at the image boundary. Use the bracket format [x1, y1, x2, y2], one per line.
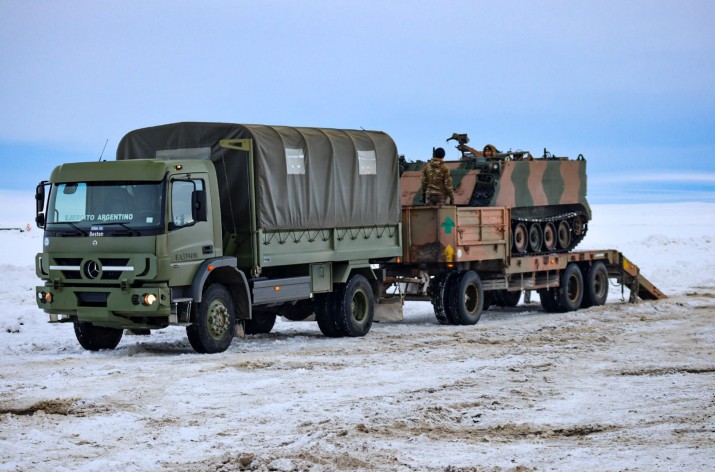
[186, 284, 236, 354]
[244, 313, 277, 335]
[528, 223, 543, 252]
[432, 271, 457, 325]
[333, 274, 374, 337]
[482, 291, 493, 311]
[581, 262, 609, 308]
[315, 292, 344, 337]
[558, 263, 584, 311]
[448, 270, 484, 325]
[538, 288, 561, 313]
[73, 322, 123, 351]
[495, 290, 521, 307]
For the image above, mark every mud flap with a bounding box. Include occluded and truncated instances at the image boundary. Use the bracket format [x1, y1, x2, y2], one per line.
[374, 297, 403, 322]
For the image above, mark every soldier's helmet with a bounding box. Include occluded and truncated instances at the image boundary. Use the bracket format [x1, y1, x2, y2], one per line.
[433, 147, 446, 159]
[483, 144, 497, 157]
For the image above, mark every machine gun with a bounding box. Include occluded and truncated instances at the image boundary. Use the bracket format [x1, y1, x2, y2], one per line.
[446, 133, 483, 159]
[447, 133, 533, 161]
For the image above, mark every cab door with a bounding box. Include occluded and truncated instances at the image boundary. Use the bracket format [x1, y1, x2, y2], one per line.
[167, 174, 215, 286]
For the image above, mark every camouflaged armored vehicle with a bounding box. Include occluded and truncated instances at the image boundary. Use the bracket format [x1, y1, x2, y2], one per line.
[400, 133, 591, 255]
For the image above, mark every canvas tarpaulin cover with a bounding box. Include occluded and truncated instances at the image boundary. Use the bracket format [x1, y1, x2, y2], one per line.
[116, 122, 400, 232]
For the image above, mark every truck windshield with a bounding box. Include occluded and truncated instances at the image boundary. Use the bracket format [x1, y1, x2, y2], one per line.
[46, 181, 165, 235]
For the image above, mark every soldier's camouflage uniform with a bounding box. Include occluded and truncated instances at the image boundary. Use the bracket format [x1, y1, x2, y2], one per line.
[421, 158, 454, 205]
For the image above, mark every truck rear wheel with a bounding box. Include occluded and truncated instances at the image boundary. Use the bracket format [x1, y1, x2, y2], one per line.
[315, 291, 344, 337]
[186, 284, 236, 354]
[333, 274, 374, 337]
[558, 263, 584, 311]
[448, 270, 484, 325]
[581, 262, 609, 308]
[73, 322, 123, 351]
[245, 313, 276, 335]
[431, 271, 457, 325]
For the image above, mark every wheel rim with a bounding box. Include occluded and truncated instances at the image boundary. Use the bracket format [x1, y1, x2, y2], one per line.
[513, 223, 527, 253]
[464, 282, 479, 314]
[352, 289, 368, 323]
[567, 273, 581, 303]
[543, 222, 556, 251]
[557, 220, 571, 249]
[207, 299, 230, 339]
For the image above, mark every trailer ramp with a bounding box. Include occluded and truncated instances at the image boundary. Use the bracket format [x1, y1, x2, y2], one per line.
[617, 253, 667, 302]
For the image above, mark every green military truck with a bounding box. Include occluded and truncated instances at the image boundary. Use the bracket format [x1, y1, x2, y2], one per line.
[35, 123, 402, 353]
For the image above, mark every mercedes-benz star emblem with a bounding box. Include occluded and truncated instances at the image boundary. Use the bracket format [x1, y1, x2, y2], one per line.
[84, 260, 100, 279]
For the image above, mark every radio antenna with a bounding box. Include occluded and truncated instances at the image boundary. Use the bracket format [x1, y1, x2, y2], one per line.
[98, 138, 108, 161]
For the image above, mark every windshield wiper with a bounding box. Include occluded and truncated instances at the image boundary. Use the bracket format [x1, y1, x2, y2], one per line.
[58, 221, 88, 236]
[100, 221, 142, 236]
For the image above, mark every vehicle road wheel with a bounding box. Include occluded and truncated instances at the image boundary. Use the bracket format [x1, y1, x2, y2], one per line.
[528, 223, 543, 252]
[538, 288, 561, 313]
[74, 322, 123, 351]
[513, 222, 528, 254]
[557, 220, 571, 250]
[581, 262, 609, 308]
[432, 271, 457, 325]
[333, 274, 375, 337]
[186, 284, 236, 354]
[543, 222, 556, 251]
[558, 263, 584, 311]
[244, 313, 277, 335]
[315, 291, 344, 337]
[448, 270, 484, 325]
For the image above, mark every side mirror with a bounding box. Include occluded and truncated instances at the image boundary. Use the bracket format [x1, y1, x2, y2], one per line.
[35, 181, 48, 228]
[192, 189, 208, 222]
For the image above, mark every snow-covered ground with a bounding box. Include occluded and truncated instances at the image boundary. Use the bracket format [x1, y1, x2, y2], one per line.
[1, 196, 714, 471]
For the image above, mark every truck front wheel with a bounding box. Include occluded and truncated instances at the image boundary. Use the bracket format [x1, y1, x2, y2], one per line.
[74, 322, 123, 351]
[186, 284, 236, 354]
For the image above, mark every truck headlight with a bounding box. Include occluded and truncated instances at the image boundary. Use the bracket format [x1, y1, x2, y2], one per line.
[38, 291, 53, 303]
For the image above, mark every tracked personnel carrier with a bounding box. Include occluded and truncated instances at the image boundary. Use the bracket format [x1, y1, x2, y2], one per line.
[400, 133, 591, 255]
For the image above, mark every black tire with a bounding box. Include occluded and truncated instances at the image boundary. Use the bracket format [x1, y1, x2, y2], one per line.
[539, 288, 561, 313]
[448, 270, 484, 325]
[245, 313, 277, 335]
[431, 271, 457, 325]
[315, 291, 344, 338]
[558, 263, 584, 312]
[333, 274, 375, 337]
[186, 284, 236, 354]
[73, 322, 123, 351]
[482, 291, 493, 311]
[528, 223, 543, 252]
[581, 262, 609, 308]
[495, 290, 521, 307]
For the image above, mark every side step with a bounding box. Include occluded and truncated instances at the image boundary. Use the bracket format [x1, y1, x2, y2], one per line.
[618, 253, 667, 302]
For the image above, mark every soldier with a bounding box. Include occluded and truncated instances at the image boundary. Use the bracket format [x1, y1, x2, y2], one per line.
[421, 147, 454, 205]
[483, 144, 498, 157]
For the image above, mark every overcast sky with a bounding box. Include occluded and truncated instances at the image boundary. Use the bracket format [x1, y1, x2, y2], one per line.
[1, 0, 714, 203]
